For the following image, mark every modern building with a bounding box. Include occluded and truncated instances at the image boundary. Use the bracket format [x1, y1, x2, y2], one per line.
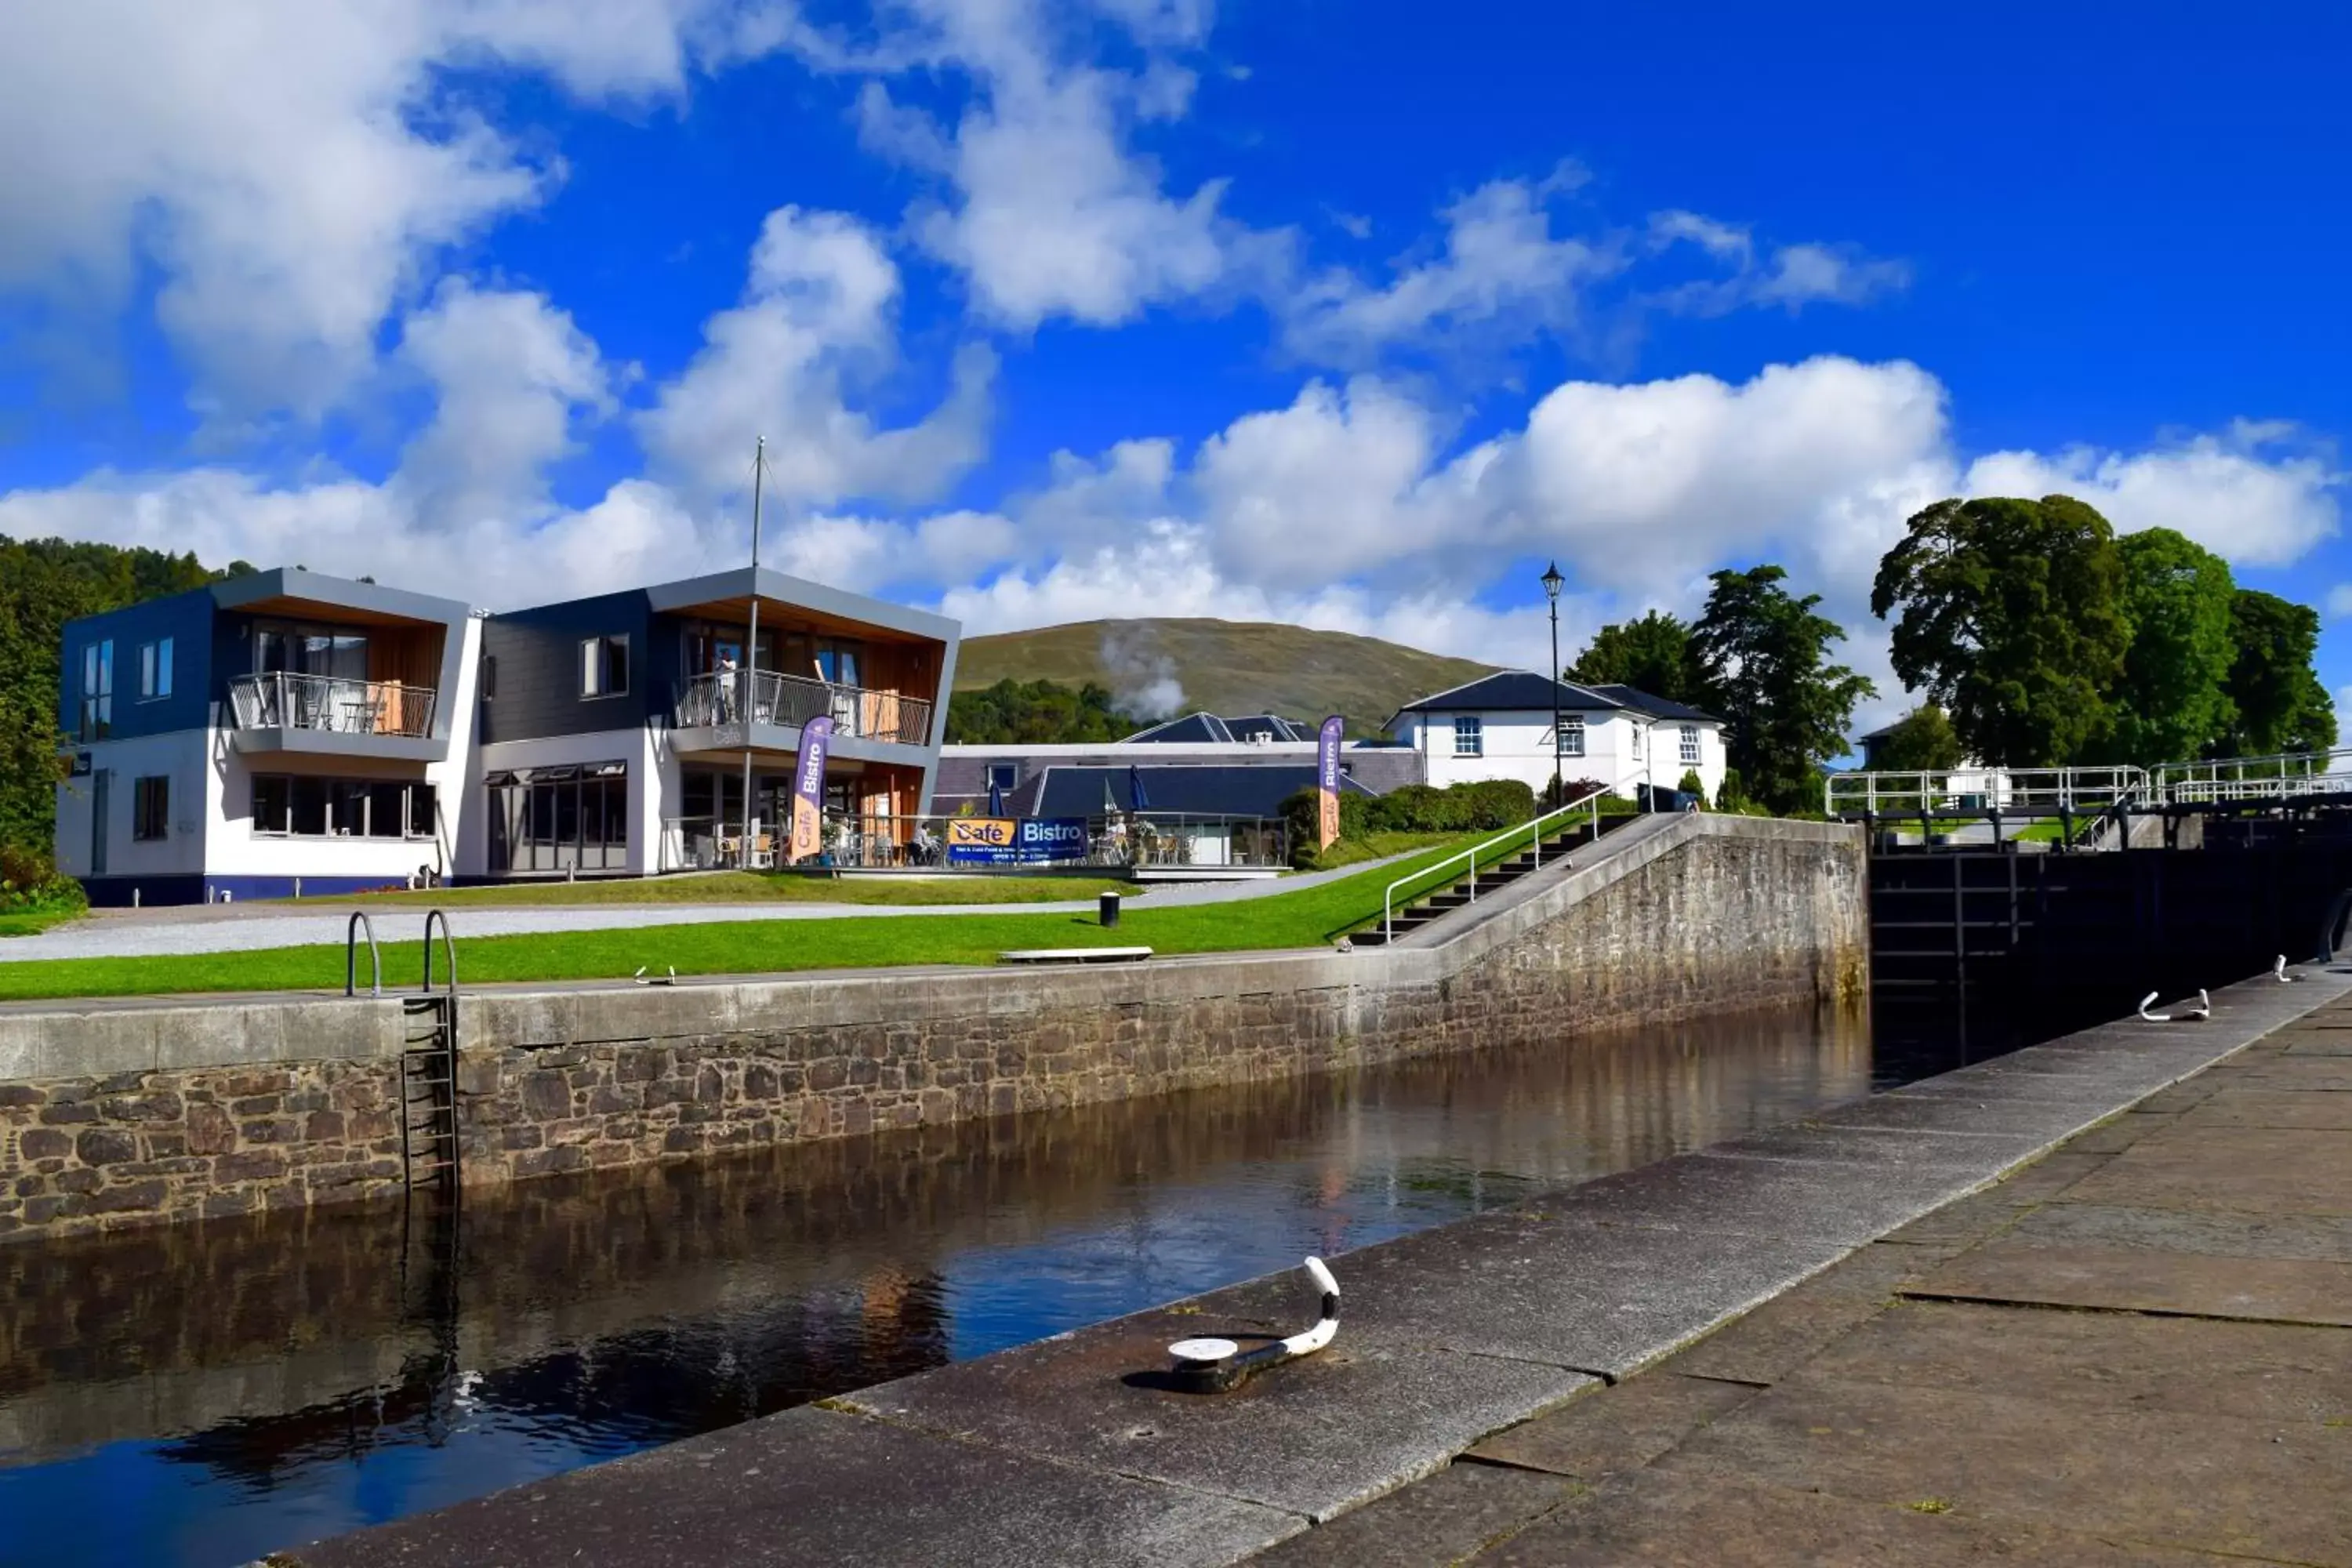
[471, 567, 957, 878]
[53, 568, 481, 904]
[54, 564, 960, 902]
[1386, 673, 1727, 804]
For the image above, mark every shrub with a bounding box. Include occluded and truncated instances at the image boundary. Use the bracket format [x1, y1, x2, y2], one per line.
[0, 847, 86, 916]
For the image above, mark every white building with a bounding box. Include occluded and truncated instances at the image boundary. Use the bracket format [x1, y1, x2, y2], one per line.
[1386, 673, 1728, 805]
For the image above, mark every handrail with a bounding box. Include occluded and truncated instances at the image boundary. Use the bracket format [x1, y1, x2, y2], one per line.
[1824, 764, 2147, 819]
[2154, 746, 2352, 805]
[346, 911, 382, 998]
[1381, 771, 1646, 944]
[673, 669, 934, 746]
[227, 671, 437, 738]
[422, 909, 456, 994]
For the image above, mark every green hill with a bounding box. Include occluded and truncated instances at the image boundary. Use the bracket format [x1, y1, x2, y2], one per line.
[953, 619, 1501, 735]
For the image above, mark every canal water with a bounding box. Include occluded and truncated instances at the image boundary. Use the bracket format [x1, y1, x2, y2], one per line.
[2, 1004, 1924, 1567]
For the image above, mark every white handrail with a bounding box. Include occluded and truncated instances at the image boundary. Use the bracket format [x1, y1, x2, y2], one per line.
[1381, 771, 1647, 944]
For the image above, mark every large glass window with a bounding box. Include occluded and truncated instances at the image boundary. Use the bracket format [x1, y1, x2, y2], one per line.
[1679, 724, 1700, 765]
[255, 621, 368, 680]
[484, 762, 629, 872]
[249, 775, 437, 838]
[1452, 716, 1482, 757]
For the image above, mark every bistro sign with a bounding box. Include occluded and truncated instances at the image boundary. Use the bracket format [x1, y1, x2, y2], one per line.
[946, 817, 1090, 866]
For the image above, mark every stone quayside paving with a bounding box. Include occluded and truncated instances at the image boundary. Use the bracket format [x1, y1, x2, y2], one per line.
[286, 966, 2351, 1567]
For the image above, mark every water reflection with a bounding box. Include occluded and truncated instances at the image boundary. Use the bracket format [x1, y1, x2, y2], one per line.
[1, 1004, 1871, 1568]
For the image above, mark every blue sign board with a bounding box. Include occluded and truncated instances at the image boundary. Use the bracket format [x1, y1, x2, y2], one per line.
[948, 817, 1091, 866]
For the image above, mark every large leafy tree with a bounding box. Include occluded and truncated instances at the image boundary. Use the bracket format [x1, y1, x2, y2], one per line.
[1868, 705, 1965, 771]
[945, 678, 1142, 744]
[2094, 528, 2238, 765]
[2215, 590, 2336, 757]
[1690, 565, 1875, 815]
[0, 537, 241, 854]
[1871, 495, 2129, 767]
[1566, 610, 1704, 703]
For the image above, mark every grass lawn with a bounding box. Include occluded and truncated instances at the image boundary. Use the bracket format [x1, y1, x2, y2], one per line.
[296, 870, 1140, 909]
[0, 908, 83, 939]
[1293, 830, 1461, 873]
[0, 833, 1519, 1002]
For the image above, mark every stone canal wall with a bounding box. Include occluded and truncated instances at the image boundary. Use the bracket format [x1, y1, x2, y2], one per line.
[0, 815, 1866, 1243]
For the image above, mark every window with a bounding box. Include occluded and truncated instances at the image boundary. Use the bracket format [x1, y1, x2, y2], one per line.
[1453, 716, 1483, 757]
[1631, 724, 1643, 758]
[485, 761, 629, 873]
[1679, 724, 1700, 765]
[479, 655, 496, 701]
[249, 775, 437, 839]
[79, 639, 113, 740]
[1555, 717, 1585, 757]
[132, 775, 169, 841]
[580, 635, 630, 698]
[139, 637, 174, 700]
[986, 763, 1018, 791]
[255, 622, 368, 680]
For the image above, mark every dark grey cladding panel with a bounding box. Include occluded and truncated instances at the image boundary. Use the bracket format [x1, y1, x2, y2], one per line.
[479, 591, 655, 743]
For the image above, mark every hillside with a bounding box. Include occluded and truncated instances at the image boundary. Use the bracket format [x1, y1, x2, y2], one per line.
[953, 619, 1501, 735]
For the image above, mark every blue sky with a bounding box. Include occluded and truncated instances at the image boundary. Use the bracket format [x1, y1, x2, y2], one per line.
[0, 0, 2345, 733]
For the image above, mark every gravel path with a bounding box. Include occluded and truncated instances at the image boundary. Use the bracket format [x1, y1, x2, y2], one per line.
[0, 851, 1439, 964]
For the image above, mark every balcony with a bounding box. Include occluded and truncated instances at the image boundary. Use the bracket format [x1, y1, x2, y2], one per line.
[674, 670, 934, 749]
[225, 672, 445, 760]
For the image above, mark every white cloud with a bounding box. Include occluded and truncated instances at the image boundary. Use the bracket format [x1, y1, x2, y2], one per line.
[2328, 585, 2352, 620]
[830, 0, 1273, 329]
[637, 205, 996, 506]
[1964, 423, 2342, 567]
[1284, 169, 1619, 365]
[0, 0, 786, 423]
[1649, 211, 1911, 316]
[394, 281, 614, 531]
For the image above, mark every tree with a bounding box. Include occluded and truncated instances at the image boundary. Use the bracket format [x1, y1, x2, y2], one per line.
[1868, 705, 1965, 771]
[1690, 565, 1875, 815]
[1566, 611, 1703, 702]
[2092, 528, 2239, 765]
[1871, 495, 2129, 767]
[944, 678, 1142, 744]
[0, 536, 231, 855]
[2215, 590, 2336, 757]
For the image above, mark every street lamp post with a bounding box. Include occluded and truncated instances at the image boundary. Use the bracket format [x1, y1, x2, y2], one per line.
[1541, 561, 1565, 808]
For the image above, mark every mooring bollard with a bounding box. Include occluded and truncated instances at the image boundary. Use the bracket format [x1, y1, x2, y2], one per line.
[1167, 1257, 1340, 1394]
[1099, 891, 1120, 928]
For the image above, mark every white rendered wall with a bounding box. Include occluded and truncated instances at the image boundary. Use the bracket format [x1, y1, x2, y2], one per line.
[1395, 710, 1726, 804]
[51, 731, 212, 880]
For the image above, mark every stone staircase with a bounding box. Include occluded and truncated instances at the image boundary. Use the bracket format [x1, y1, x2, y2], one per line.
[1348, 816, 1625, 948]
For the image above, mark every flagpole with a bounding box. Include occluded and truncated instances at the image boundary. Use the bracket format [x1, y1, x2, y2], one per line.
[740, 438, 764, 868]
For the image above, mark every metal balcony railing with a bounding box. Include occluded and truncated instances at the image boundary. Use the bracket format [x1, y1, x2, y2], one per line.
[228, 672, 437, 738]
[674, 670, 935, 747]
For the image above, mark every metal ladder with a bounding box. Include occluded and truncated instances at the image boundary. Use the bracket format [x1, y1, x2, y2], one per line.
[388, 912, 462, 1198]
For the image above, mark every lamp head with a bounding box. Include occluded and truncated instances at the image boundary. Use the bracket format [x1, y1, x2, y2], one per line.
[1541, 561, 1564, 601]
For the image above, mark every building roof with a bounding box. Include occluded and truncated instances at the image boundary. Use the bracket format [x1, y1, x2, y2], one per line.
[1582, 684, 1721, 723]
[1388, 670, 1717, 727]
[1123, 712, 1316, 744]
[1032, 764, 1377, 819]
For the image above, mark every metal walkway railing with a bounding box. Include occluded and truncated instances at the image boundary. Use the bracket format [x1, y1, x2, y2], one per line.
[1381, 772, 1646, 944]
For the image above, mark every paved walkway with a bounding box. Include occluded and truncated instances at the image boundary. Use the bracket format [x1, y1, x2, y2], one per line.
[1255, 986, 2352, 1566]
[0, 852, 1436, 964]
